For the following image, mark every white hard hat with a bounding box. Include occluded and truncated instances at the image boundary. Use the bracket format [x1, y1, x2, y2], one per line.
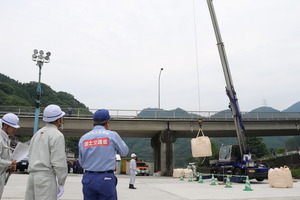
[131, 153, 137, 157]
[43, 104, 65, 122]
[1, 113, 20, 128]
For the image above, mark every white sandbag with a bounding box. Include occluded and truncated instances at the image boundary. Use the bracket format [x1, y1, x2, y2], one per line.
[191, 129, 212, 157]
[183, 169, 193, 178]
[268, 166, 293, 188]
[173, 168, 184, 178]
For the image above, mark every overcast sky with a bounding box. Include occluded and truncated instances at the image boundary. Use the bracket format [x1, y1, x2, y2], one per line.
[1, 0, 299, 112]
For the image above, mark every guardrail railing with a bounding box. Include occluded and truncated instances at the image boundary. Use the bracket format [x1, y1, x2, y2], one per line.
[1, 106, 300, 120]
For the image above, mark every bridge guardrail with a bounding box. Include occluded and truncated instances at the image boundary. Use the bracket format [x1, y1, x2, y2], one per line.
[1, 106, 300, 120]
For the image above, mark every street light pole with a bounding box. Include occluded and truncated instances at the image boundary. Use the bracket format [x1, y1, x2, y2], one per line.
[32, 49, 51, 134]
[158, 68, 164, 109]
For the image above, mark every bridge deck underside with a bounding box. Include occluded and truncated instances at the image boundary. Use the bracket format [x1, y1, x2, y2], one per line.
[15, 117, 300, 138]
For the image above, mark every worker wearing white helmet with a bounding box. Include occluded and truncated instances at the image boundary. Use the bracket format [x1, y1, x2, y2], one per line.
[129, 153, 137, 189]
[0, 113, 20, 198]
[25, 104, 68, 200]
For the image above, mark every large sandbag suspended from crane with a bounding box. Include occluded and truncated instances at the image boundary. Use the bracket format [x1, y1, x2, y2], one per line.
[191, 120, 212, 157]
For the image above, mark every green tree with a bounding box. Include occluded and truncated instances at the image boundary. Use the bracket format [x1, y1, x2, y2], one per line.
[247, 137, 268, 158]
[18, 136, 32, 143]
[276, 147, 286, 154]
[65, 137, 80, 157]
[285, 136, 300, 151]
[123, 138, 152, 161]
[174, 138, 192, 167]
[0, 82, 15, 94]
[2, 95, 31, 106]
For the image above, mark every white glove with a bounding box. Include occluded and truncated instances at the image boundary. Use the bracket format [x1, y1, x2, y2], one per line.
[57, 186, 64, 198]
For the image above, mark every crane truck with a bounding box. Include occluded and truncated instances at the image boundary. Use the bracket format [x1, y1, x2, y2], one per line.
[206, 0, 269, 181]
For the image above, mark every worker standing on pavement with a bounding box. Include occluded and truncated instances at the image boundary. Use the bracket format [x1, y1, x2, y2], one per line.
[25, 104, 68, 200]
[78, 109, 129, 200]
[0, 113, 20, 198]
[129, 153, 137, 189]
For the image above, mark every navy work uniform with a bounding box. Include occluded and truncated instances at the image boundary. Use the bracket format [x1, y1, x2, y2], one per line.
[79, 109, 129, 200]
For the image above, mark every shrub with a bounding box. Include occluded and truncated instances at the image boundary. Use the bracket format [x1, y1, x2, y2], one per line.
[291, 169, 300, 179]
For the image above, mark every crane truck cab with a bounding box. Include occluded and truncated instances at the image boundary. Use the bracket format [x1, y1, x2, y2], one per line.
[136, 161, 150, 176]
[210, 144, 269, 182]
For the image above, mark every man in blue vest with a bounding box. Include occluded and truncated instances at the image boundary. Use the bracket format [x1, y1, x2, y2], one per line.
[79, 109, 129, 200]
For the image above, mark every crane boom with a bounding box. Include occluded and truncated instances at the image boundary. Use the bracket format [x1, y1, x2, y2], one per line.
[207, 0, 247, 156]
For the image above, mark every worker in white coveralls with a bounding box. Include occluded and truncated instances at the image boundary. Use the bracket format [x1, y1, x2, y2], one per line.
[0, 113, 20, 198]
[129, 153, 137, 189]
[25, 104, 68, 200]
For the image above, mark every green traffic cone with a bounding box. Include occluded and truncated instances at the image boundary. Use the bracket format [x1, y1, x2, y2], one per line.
[225, 175, 232, 188]
[210, 174, 217, 186]
[188, 172, 193, 182]
[243, 176, 253, 191]
[179, 172, 184, 181]
[198, 173, 204, 183]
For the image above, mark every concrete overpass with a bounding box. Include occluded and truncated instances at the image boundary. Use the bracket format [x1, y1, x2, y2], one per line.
[16, 116, 300, 138]
[4, 111, 300, 177]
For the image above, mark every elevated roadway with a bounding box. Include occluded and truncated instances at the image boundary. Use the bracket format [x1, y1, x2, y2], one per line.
[2, 106, 300, 138]
[2, 108, 300, 177]
[15, 116, 300, 138]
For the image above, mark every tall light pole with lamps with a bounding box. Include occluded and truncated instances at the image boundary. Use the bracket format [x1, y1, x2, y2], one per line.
[32, 49, 51, 134]
[158, 68, 163, 109]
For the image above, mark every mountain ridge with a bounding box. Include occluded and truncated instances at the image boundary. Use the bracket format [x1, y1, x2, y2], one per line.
[1, 73, 300, 113]
[1, 73, 299, 167]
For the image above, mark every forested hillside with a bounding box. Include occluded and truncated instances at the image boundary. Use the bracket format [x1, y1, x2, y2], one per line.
[0, 73, 88, 108]
[1, 73, 299, 168]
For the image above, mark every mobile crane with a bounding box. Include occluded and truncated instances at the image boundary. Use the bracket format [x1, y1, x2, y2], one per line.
[206, 0, 269, 181]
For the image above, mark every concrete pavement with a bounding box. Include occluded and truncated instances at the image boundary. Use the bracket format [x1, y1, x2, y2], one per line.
[2, 173, 300, 200]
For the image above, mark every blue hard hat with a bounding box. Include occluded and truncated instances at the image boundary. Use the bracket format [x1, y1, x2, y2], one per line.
[93, 109, 110, 122]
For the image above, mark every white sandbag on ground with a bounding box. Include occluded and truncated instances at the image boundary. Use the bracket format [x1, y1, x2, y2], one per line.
[268, 166, 293, 188]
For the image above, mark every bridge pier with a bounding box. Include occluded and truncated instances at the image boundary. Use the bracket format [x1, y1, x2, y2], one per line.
[151, 129, 176, 176]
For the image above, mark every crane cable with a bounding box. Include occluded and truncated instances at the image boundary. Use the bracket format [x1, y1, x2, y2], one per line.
[192, 0, 201, 112]
[198, 119, 206, 165]
[193, 2, 207, 165]
[192, 0, 205, 142]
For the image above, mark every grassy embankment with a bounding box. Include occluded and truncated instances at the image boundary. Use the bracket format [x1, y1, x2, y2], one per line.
[291, 169, 300, 179]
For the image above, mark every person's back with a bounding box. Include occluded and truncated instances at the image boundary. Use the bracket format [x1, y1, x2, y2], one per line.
[28, 124, 66, 172]
[79, 127, 128, 171]
[25, 104, 68, 200]
[78, 109, 128, 200]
